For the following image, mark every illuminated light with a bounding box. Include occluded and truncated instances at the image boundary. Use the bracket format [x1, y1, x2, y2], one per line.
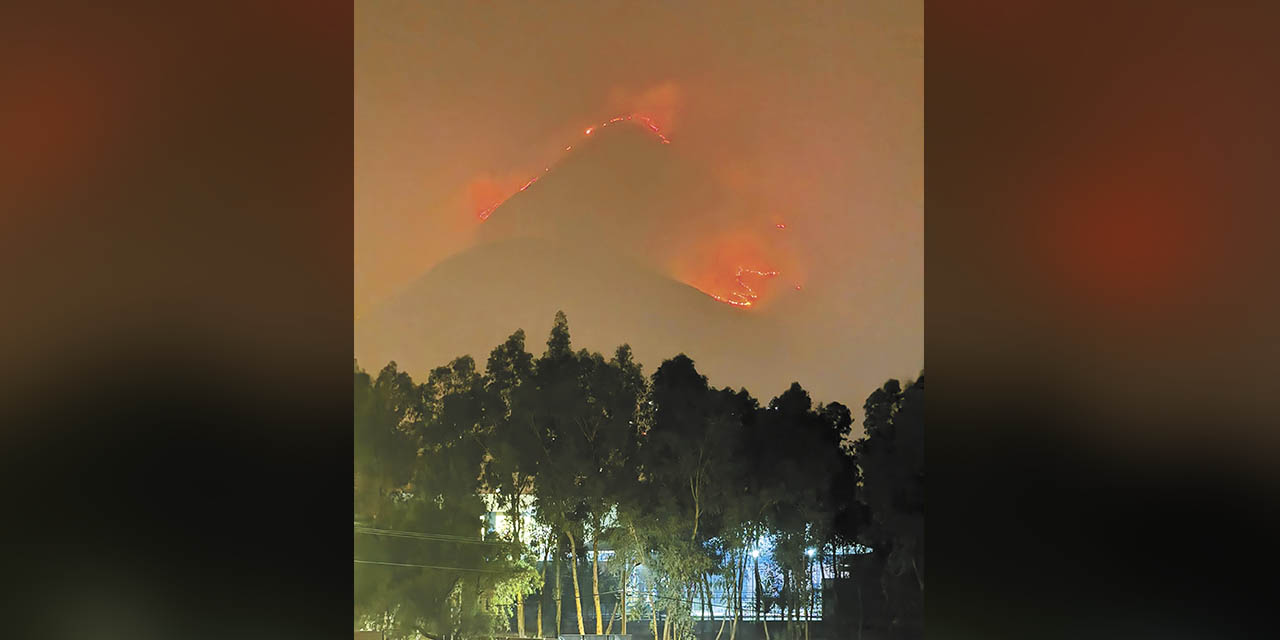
[806, 548, 816, 557]
[751, 549, 760, 558]
[474, 113, 674, 221]
[794, 283, 803, 290]
[707, 267, 779, 308]
[776, 223, 787, 229]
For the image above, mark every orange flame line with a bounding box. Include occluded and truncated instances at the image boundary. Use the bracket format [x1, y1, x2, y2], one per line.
[475, 114, 672, 222]
[707, 267, 780, 308]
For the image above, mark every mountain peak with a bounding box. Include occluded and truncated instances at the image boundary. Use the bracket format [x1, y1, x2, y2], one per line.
[475, 115, 705, 250]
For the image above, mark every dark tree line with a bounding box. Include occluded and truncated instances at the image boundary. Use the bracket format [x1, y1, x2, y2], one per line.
[354, 312, 923, 640]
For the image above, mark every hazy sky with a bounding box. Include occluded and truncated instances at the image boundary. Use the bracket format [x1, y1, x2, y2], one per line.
[355, 0, 922, 401]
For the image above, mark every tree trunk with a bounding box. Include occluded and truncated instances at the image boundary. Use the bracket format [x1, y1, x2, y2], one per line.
[691, 476, 701, 541]
[754, 554, 760, 622]
[591, 530, 603, 634]
[804, 593, 810, 640]
[621, 562, 628, 635]
[604, 596, 620, 635]
[510, 490, 525, 637]
[554, 542, 562, 637]
[538, 541, 548, 639]
[649, 588, 658, 639]
[755, 554, 768, 640]
[783, 569, 791, 634]
[807, 555, 815, 640]
[515, 571, 525, 634]
[728, 558, 739, 640]
[567, 531, 586, 634]
[704, 574, 716, 621]
[701, 576, 711, 619]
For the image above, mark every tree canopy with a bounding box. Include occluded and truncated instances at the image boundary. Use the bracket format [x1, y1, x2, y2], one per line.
[355, 312, 923, 640]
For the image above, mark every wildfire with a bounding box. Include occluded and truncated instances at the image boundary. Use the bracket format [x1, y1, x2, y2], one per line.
[470, 115, 796, 310]
[474, 114, 673, 222]
[707, 267, 780, 308]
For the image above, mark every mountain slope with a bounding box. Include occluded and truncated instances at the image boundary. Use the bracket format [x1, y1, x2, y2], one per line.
[476, 120, 726, 264]
[355, 117, 828, 393]
[354, 238, 789, 390]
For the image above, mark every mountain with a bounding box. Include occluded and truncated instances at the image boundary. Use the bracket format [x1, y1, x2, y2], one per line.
[354, 238, 790, 390]
[355, 119, 803, 393]
[475, 118, 725, 262]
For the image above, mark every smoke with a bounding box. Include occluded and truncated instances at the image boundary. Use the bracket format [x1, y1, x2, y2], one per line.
[356, 0, 922, 400]
[608, 82, 683, 133]
[466, 171, 536, 220]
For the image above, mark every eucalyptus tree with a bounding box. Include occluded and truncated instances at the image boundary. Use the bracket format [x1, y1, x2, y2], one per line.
[480, 329, 539, 636]
[521, 311, 593, 634]
[855, 375, 924, 638]
[354, 359, 538, 640]
[573, 343, 646, 632]
[354, 361, 428, 522]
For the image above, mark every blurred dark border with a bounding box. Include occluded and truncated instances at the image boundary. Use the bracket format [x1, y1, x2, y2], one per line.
[3, 2, 1278, 638]
[0, 2, 352, 637]
[927, 2, 1279, 638]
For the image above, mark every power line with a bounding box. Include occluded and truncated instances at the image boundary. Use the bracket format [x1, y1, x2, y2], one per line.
[354, 559, 509, 573]
[355, 525, 511, 547]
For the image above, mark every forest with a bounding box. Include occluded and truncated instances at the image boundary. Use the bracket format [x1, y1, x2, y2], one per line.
[355, 312, 923, 640]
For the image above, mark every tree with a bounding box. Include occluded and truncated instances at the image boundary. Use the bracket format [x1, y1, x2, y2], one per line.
[575, 344, 645, 633]
[855, 375, 924, 638]
[355, 318, 923, 639]
[354, 361, 427, 521]
[481, 330, 540, 636]
[524, 311, 592, 635]
[354, 359, 539, 640]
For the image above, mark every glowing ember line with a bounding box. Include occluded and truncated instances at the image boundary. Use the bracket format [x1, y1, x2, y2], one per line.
[708, 267, 780, 308]
[635, 115, 671, 144]
[474, 113, 673, 221]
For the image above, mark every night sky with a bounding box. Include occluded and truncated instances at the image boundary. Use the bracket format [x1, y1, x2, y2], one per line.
[355, 1, 922, 404]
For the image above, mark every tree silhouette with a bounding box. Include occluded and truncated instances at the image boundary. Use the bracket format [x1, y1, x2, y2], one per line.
[354, 314, 924, 639]
[855, 376, 924, 638]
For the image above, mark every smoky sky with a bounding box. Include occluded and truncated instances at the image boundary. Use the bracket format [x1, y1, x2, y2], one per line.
[355, 1, 921, 403]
